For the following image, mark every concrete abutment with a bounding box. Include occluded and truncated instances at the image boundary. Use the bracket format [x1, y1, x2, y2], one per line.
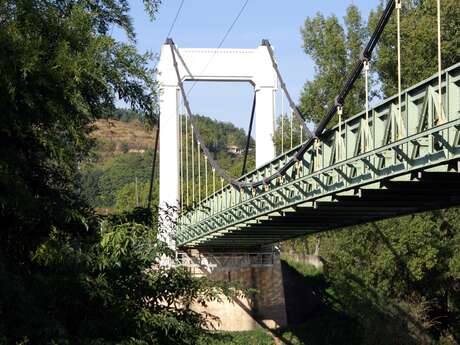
[180, 249, 287, 331]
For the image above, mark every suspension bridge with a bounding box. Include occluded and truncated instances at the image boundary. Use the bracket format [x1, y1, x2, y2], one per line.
[156, 0, 460, 250]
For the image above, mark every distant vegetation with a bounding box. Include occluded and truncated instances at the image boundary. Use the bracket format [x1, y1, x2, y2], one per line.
[81, 149, 157, 210]
[192, 114, 253, 154]
[81, 113, 255, 212]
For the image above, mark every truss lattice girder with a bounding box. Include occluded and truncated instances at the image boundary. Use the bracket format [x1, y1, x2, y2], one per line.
[177, 62, 460, 248]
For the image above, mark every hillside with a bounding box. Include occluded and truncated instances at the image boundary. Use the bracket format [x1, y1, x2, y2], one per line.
[91, 118, 155, 161]
[81, 114, 255, 212]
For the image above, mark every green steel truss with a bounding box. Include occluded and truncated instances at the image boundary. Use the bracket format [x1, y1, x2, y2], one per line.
[177, 62, 460, 248]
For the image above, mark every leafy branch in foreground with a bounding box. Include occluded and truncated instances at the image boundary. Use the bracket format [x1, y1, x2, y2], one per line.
[14, 208, 240, 344]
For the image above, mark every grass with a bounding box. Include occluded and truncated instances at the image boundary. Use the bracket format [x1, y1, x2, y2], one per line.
[280, 255, 323, 278]
[197, 330, 275, 345]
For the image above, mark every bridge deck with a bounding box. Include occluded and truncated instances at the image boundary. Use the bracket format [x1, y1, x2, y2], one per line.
[177, 62, 460, 248]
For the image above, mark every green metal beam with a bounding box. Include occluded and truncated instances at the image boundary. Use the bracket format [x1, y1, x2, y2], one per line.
[177, 63, 460, 248]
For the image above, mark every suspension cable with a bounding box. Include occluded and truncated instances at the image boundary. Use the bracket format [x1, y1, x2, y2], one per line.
[281, 86, 284, 153]
[290, 107, 293, 149]
[396, 0, 403, 139]
[315, 0, 396, 138]
[314, 138, 320, 170]
[191, 124, 195, 204]
[180, 99, 184, 210]
[300, 124, 303, 145]
[205, 156, 208, 197]
[364, 60, 370, 126]
[263, 40, 313, 137]
[186, 0, 250, 96]
[364, 59, 370, 151]
[198, 141, 201, 202]
[147, 125, 159, 209]
[213, 168, 216, 195]
[338, 106, 343, 160]
[220, 178, 224, 210]
[166, 0, 185, 37]
[185, 109, 189, 206]
[436, 0, 444, 123]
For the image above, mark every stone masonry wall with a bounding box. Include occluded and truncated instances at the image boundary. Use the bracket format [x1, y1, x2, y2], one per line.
[190, 252, 287, 331]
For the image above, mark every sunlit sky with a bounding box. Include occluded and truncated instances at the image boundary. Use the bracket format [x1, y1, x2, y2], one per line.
[116, 0, 380, 130]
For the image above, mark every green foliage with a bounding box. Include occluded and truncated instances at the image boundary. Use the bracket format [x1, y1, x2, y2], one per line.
[80, 114, 255, 212]
[276, 258, 361, 345]
[108, 108, 156, 130]
[0, 0, 158, 262]
[283, 210, 460, 344]
[369, 0, 460, 98]
[115, 180, 156, 212]
[1, 209, 238, 344]
[112, 108, 144, 123]
[0, 1, 242, 344]
[315, 211, 460, 343]
[197, 330, 274, 345]
[277, 313, 360, 345]
[285, 2, 460, 343]
[81, 151, 156, 208]
[299, 4, 370, 126]
[190, 115, 253, 154]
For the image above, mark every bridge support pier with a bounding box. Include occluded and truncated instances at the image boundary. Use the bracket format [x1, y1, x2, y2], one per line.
[179, 249, 287, 330]
[157, 83, 179, 249]
[255, 87, 276, 167]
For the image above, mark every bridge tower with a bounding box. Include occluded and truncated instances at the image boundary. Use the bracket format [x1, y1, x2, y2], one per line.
[157, 39, 278, 246]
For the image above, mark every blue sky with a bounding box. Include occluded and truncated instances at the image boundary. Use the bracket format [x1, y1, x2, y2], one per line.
[119, 0, 380, 130]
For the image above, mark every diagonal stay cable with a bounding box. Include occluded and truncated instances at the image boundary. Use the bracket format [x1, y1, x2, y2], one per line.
[166, 0, 185, 38]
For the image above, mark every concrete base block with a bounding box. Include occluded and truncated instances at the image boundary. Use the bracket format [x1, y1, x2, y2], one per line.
[188, 251, 287, 331]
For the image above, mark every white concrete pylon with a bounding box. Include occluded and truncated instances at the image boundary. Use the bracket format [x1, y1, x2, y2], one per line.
[157, 40, 278, 247]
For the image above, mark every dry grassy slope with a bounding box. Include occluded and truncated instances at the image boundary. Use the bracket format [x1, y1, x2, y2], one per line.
[91, 119, 156, 161]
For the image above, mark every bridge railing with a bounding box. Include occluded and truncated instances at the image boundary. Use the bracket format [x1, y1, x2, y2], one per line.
[178, 62, 460, 247]
[176, 251, 275, 275]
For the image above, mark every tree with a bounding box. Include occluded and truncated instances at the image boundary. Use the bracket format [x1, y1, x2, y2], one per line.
[283, 2, 460, 343]
[299, 4, 369, 127]
[289, 3, 369, 259]
[369, 0, 460, 97]
[0, 0, 158, 262]
[2, 209, 236, 344]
